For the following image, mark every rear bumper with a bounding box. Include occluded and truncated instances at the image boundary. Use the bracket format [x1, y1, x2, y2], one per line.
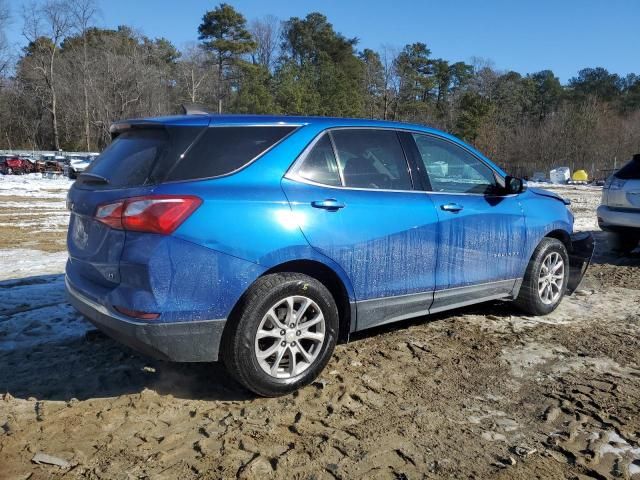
[66, 276, 226, 362]
[597, 205, 640, 230]
[566, 232, 595, 294]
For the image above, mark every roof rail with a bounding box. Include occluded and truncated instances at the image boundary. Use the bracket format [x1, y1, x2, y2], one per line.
[181, 104, 213, 115]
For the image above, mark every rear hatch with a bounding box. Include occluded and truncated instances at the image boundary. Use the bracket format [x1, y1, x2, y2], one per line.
[606, 156, 640, 210]
[67, 120, 208, 291]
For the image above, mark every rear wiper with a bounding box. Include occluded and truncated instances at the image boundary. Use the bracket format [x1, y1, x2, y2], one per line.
[78, 172, 109, 184]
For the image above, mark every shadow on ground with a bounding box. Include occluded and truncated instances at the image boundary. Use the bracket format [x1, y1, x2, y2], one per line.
[0, 274, 252, 402]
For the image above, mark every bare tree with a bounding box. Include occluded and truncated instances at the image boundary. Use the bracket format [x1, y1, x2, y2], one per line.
[250, 15, 280, 71]
[0, 0, 11, 78]
[380, 44, 399, 120]
[176, 43, 212, 104]
[22, 0, 72, 150]
[69, 0, 98, 151]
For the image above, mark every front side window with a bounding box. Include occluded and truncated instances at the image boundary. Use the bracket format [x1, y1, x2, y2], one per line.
[412, 134, 498, 194]
[331, 129, 412, 190]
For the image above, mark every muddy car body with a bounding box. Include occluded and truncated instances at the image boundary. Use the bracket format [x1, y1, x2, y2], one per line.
[66, 114, 594, 396]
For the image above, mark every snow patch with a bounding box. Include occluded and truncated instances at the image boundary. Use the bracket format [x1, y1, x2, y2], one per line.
[0, 173, 72, 199]
[0, 249, 68, 281]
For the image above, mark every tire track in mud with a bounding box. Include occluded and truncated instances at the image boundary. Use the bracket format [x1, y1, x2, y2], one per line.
[539, 372, 640, 479]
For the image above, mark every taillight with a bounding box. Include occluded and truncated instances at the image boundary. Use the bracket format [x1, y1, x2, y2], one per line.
[95, 201, 124, 229]
[95, 195, 202, 235]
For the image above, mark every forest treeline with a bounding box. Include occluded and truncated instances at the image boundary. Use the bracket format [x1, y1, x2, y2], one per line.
[0, 0, 639, 177]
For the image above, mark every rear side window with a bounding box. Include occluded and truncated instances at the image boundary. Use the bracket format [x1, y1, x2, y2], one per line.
[83, 129, 168, 188]
[167, 126, 296, 182]
[615, 157, 640, 180]
[297, 134, 342, 186]
[331, 129, 412, 190]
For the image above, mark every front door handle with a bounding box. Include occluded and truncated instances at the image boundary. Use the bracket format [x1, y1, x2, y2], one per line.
[440, 203, 464, 212]
[311, 199, 345, 211]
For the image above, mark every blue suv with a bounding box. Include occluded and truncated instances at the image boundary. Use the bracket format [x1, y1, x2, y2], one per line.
[66, 113, 593, 396]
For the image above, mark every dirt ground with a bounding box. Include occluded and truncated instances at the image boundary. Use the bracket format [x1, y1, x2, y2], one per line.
[0, 179, 639, 479]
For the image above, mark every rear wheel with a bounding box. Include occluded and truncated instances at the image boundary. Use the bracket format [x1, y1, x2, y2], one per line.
[608, 232, 639, 254]
[515, 238, 569, 316]
[222, 273, 338, 397]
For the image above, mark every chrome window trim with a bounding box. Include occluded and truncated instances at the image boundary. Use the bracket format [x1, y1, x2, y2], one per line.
[285, 126, 510, 196]
[327, 130, 346, 187]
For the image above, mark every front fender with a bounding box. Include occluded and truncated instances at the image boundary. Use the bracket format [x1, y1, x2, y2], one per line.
[520, 189, 574, 262]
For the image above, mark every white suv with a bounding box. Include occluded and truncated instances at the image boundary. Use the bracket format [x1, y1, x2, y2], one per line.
[597, 154, 640, 253]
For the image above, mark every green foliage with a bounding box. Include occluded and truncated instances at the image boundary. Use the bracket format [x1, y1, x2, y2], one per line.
[569, 67, 621, 101]
[198, 3, 256, 59]
[272, 60, 321, 115]
[456, 92, 494, 142]
[268, 13, 365, 117]
[232, 62, 278, 114]
[359, 48, 385, 118]
[2, 2, 640, 177]
[527, 70, 563, 119]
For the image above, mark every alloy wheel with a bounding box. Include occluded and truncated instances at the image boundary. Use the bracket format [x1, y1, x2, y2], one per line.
[254, 295, 326, 378]
[538, 251, 565, 305]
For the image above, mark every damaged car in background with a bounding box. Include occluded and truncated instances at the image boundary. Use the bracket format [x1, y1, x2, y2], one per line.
[64, 155, 95, 179]
[65, 113, 594, 396]
[0, 155, 35, 175]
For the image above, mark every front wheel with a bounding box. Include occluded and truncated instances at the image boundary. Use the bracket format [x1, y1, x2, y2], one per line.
[222, 273, 339, 397]
[514, 238, 569, 316]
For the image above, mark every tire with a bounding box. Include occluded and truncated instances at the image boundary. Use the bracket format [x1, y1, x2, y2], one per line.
[221, 273, 339, 397]
[608, 232, 639, 255]
[514, 238, 569, 316]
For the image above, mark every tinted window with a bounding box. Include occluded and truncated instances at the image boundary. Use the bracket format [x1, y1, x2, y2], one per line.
[331, 129, 412, 190]
[412, 134, 498, 194]
[83, 129, 168, 187]
[297, 134, 341, 186]
[615, 157, 640, 180]
[168, 126, 295, 181]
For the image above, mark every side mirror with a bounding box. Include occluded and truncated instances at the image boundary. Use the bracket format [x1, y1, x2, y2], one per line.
[505, 176, 525, 194]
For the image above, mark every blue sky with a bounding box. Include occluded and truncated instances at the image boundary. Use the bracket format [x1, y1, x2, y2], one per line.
[5, 0, 640, 82]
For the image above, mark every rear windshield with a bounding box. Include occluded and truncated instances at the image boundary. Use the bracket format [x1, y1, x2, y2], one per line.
[166, 126, 296, 182]
[78, 126, 204, 188]
[80, 129, 169, 188]
[79, 125, 295, 188]
[615, 157, 640, 180]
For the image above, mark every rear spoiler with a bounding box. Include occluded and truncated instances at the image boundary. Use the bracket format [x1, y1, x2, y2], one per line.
[109, 105, 214, 139]
[109, 120, 165, 139]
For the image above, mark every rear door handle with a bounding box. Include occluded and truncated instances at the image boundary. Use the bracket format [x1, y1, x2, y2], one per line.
[440, 203, 464, 212]
[311, 199, 345, 211]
